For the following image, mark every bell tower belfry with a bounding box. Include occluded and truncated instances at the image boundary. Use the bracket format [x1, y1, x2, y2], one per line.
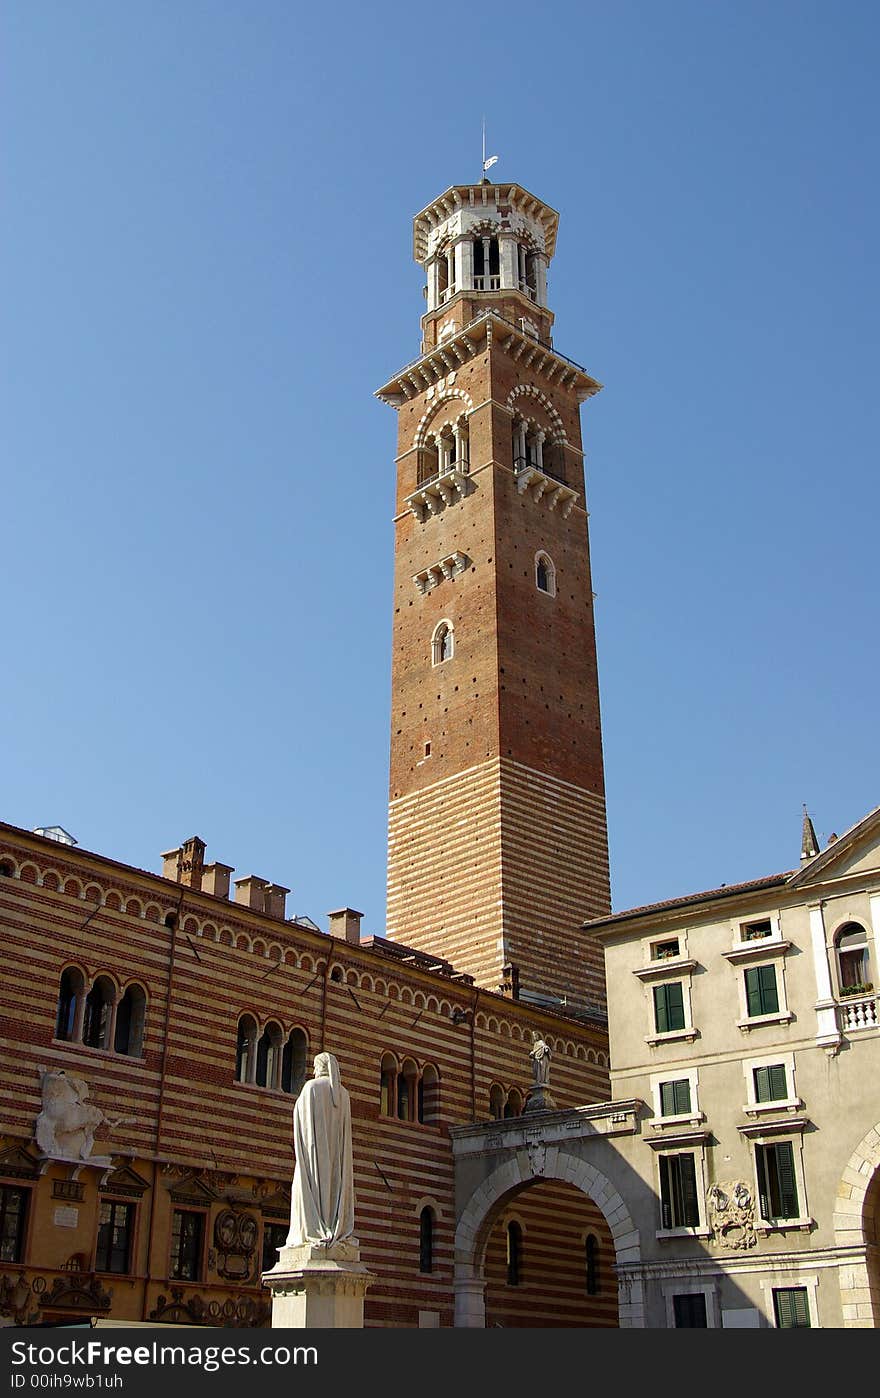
[376, 180, 610, 1015]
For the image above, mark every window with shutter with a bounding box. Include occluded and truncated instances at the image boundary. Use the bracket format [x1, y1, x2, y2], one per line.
[756, 1141, 799, 1221]
[673, 1293, 708, 1327]
[660, 1079, 692, 1116]
[659, 1153, 700, 1229]
[653, 982, 685, 1033]
[745, 964, 779, 1017]
[754, 1064, 788, 1102]
[773, 1287, 811, 1328]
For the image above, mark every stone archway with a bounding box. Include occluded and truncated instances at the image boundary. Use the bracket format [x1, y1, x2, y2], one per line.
[454, 1146, 643, 1328]
[834, 1122, 880, 1327]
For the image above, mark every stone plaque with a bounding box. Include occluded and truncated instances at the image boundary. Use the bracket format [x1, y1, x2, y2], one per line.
[53, 1206, 79, 1228]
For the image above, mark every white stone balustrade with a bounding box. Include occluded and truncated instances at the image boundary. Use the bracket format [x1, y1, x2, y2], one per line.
[838, 994, 878, 1032]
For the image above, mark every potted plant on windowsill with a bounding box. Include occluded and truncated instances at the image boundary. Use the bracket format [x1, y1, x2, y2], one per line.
[839, 982, 874, 998]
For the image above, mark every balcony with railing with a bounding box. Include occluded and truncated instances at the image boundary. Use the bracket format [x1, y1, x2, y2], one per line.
[473, 274, 501, 292]
[837, 990, 878, 1033]
[407, 459, 470, 521]
[513, 455, 577, 518]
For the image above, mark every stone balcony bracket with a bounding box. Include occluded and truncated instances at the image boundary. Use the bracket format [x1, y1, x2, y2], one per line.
[515, 462, 579, 518]
[413, 552, 470, 593]
[405, 467, 470, 522]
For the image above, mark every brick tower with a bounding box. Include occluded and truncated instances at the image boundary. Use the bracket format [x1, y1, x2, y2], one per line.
[376, 180, 610, 1014]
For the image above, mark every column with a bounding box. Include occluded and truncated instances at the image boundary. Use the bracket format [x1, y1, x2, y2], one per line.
[534, 253, 548, 305]
[454, 1272, 486, 1328]
[446, 249, 455, 296]
[457, 238, 473, 291]
[535, 430, 545, 469]
[808, 903, 841, 1049]
[499, 235, 518, 289]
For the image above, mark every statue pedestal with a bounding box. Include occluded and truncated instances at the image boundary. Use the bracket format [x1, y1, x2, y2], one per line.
[263, 1239, 374, 1329]
[524, 1085, 556, 1113]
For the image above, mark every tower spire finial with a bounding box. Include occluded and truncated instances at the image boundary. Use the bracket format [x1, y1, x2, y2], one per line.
[801, 804, 820, 864]
[481, 116, 498, 181]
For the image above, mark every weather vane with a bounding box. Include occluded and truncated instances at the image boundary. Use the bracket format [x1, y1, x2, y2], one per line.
[481, 116, 498, 180]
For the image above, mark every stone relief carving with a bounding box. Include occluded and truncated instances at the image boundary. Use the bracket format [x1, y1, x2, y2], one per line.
[34, 1069, 131, 1165]
[706, 1181, 757, 1250]
[213, 1208, 258, 1281]
[526, 1134, 546, 1177]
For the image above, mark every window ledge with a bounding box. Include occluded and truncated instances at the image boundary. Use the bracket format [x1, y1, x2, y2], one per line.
[650, 1113, 705, 1130]
[646, 1127, 711, 1149]
[51, 1038, 145, 1062]
[645, 1028, 698, 1046]
[737, 1011, 794, 1032]
[723, 940, 791, 963]
[755, 1218, 814, 1235]
[737, 1116, 809, 1139]
[743, 1098, 802, 1117]
[656, 1227, 712, 1242]
[633, 958, 698, 982]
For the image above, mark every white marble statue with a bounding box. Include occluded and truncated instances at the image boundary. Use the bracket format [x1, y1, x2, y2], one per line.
[529, 1032, 552, 1086]
[286, 1052, 355, 1249]
[34, 1067, 129, 1163]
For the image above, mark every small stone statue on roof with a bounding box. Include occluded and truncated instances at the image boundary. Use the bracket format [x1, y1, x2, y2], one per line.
[529, 1031, 552, 1085]
[524, 1032, 555, 1114]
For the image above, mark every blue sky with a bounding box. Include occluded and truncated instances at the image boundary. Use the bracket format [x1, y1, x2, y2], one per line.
[2, 1, 878, 934]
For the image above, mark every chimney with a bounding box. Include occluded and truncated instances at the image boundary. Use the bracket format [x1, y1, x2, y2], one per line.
[328, 908, 363, 945]
[161, 836, 206, 890]
[234, 875, 269, 910]
[202, 862, 234, 899]
[499, 963, 520, 999]
[263, 883, 290, 920]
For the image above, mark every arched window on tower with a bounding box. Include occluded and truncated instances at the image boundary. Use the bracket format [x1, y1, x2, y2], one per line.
[281, 1028, 308, 1095]
[506, 1221, 523, 1286]
[835, 923, 872, 994]
[585, 1234, 600, 1295]
[432, 620, 454, 666]
[419, 1206, 435, 1273]
[55, 967, 85, 1042]
[235, 1014, 257, 1084]
[114, 984, 147, 1057]
[535, 552, 556, 597]
[82, 976, 115, 1050]
[473, 235, 500, 291]
[380, 1053, 397, 1117]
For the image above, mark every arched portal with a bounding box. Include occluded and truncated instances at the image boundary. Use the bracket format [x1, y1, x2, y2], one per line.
[454, 1147, 643, 1327]
[834, 1122, 880, 1326]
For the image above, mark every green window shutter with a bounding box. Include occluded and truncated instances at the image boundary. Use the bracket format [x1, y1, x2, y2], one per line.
[745, 968, 763, 1017]
[746, 965, 779, 1016]
[774, 1287, 810, 1328]
[659, 1155, 672, 1229]
[678, 1153, 699, 1227]
[754, 1064, 787, 1102]
[774, 1141, 799, 1219]
[755, 1146, 770, 1219]
[660, 1079, 691, 1116]
[653, 982, 685, 1033]
[653, 984, 669, 1034]
[759, 964, 779, 1014]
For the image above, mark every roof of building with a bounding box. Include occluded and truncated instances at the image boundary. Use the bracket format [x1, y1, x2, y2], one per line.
[583, 871, 794, 934]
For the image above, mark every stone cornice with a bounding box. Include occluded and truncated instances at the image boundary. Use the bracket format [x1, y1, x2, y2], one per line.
[375, 312, 602, 408]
